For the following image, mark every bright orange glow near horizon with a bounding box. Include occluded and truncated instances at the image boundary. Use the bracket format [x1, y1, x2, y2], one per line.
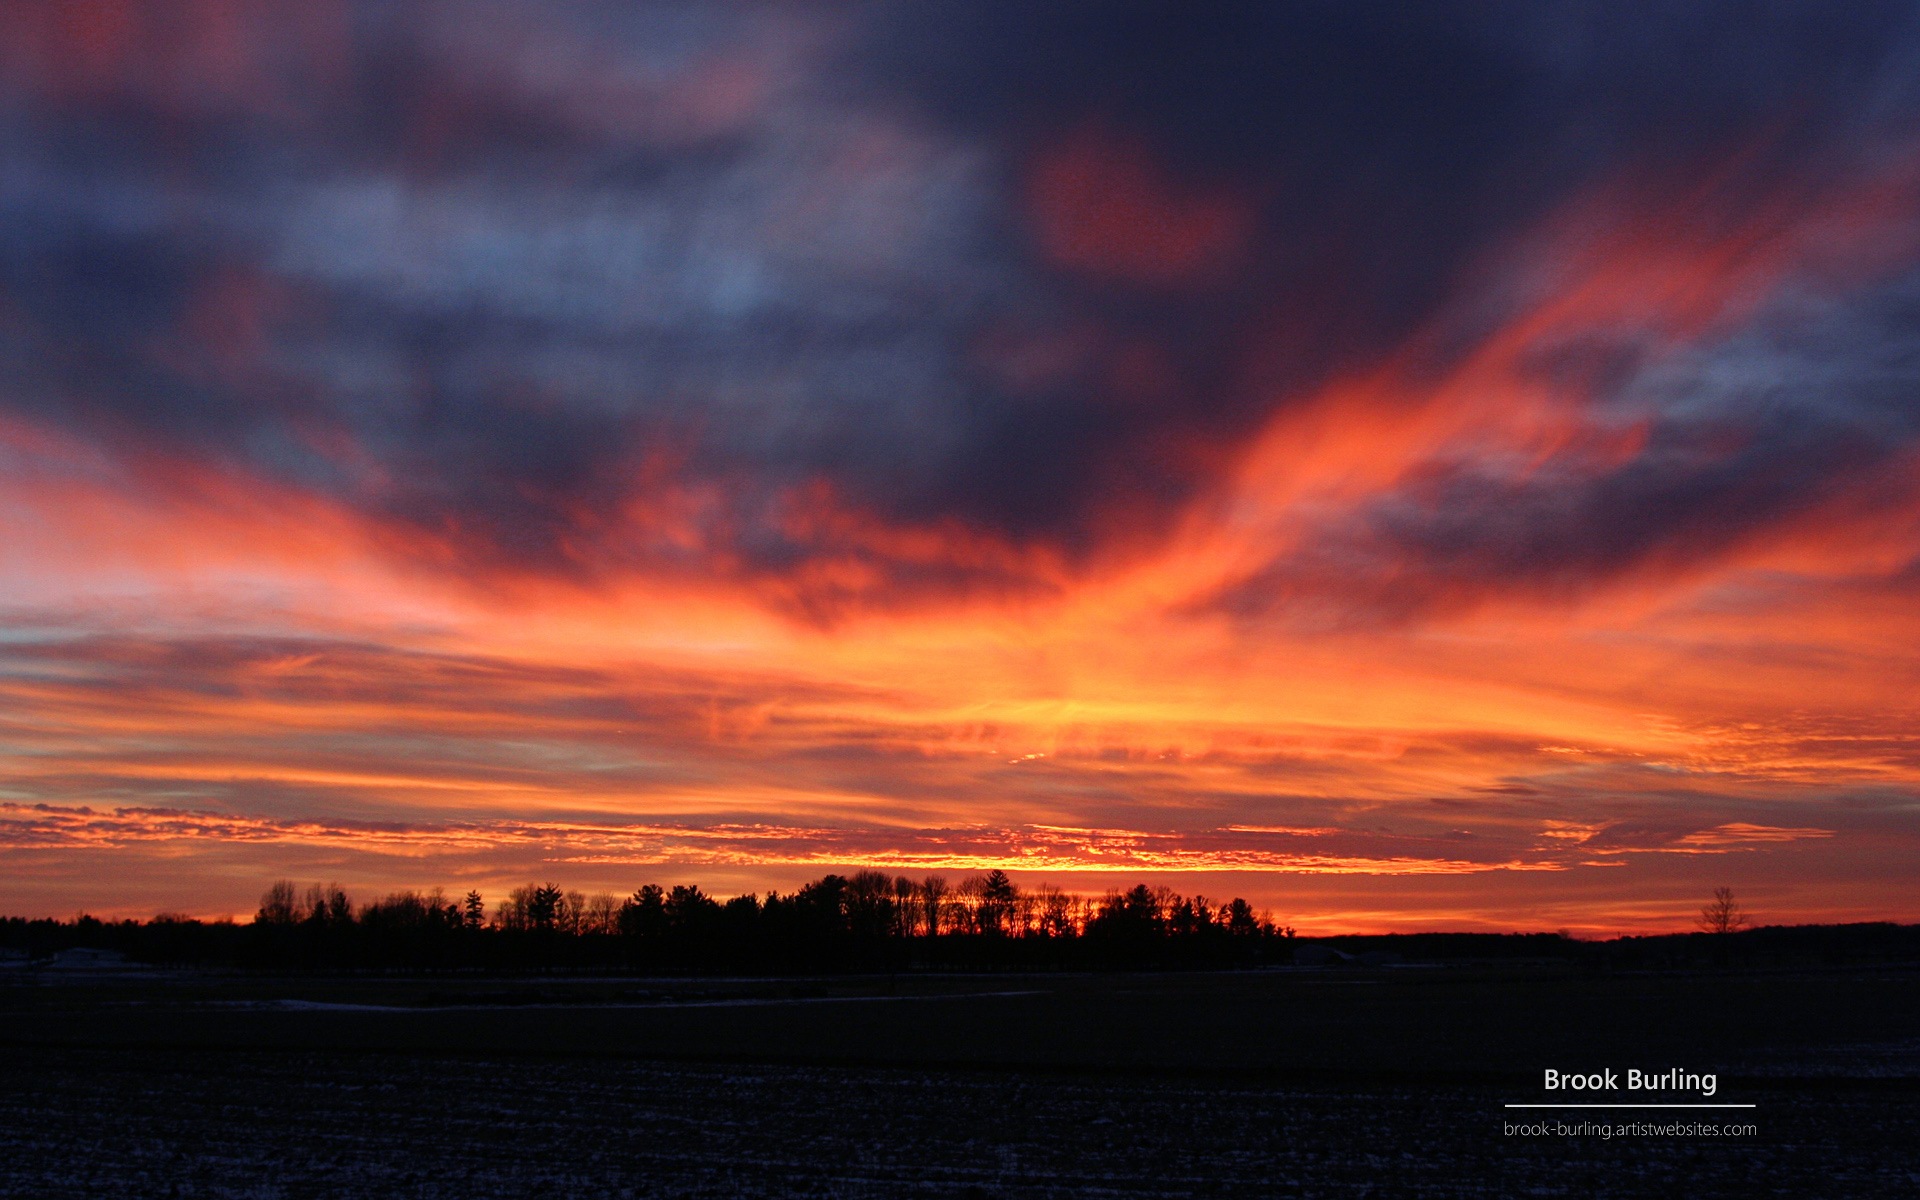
[4, 4, 1919, 935]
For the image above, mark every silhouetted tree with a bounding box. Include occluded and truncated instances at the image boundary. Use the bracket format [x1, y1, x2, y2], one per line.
[845, 871, 896, 940]
[793, 874, 849, 936]
[664, 884, 721, 936]
[528, 884, 563, 931]
[560, 890, 587, 935]
[1088, 885, 1164, 947]
[256, 881, 299, 926]
[977, 870, 1017, 936]
[305, 883, 352, 926]
[1222, 898, 1261, 937]
[499, 883, 565, 932]
[891, 876, 921, 938]
[920, 875, 949, 937]
[618, 884, 666, 939]
[1036, 886, 1074, 938]
[954, 875, 985, 934]
[582, 893, 620, 936]
[721, 892, 762, 936]
[1168, 894, 1212, 938]
[1699, 887, 1748, 935]
[462, 890, 485, 929]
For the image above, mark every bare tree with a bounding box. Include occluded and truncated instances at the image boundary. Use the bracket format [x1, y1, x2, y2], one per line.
[845, 871, 895, 938]
[1013, 887, 1039, 937]
[891, 875, 921, 938]
[582, 893, 620, 935]
[496, 884, 532, 931]
[954, 875, 984, 933]
[1698, 886, 1748, 935]
[304, 882, 352, 925]
[1035, 885, 1074, 937]
[501, 883, 565, 931]
[256, 880, 299, 925]
[920, 875, 949, 937]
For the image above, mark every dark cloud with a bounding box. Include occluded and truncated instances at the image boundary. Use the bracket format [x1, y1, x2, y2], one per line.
[1209, 265, 1920, 625]
[5, 2, 1920, 612]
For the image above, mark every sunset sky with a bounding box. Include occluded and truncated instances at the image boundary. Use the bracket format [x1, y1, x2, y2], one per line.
[4, 2, 1920, 933]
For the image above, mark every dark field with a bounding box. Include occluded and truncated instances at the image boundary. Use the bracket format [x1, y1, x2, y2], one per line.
[5, 966, 1918, 1197]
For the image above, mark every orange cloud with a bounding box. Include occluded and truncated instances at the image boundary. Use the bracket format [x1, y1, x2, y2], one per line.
[4, 145, 1920, 932]
[1676, 823, 1835, 847]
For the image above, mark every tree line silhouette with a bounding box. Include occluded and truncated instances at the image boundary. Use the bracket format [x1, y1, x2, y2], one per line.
[7, 876, 1916, 973]
[4, 870, 1298, 972]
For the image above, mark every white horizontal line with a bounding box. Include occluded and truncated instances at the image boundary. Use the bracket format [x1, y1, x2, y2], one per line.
[1503, 1104, 1756, 1109]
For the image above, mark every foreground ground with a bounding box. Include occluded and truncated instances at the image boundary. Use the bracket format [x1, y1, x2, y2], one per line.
[2, 965, 1916, 1197]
